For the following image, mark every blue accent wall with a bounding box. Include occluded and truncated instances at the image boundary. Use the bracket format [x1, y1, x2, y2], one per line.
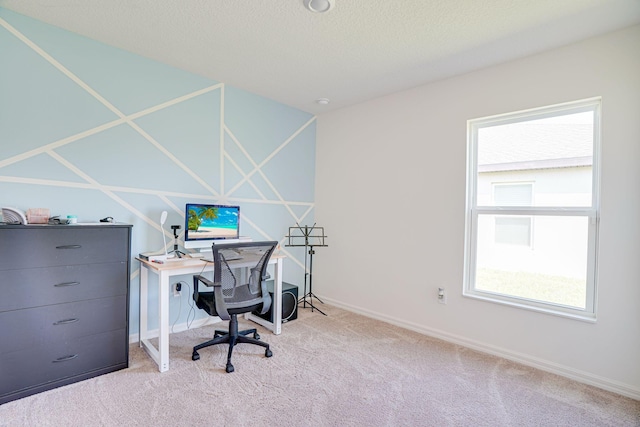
[0, 9, 316, 334]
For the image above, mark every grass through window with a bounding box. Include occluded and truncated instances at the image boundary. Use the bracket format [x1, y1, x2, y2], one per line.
[476, 268, 586, 309]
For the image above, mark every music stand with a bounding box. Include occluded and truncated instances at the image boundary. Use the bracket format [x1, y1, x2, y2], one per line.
[286, 223, 328, 315]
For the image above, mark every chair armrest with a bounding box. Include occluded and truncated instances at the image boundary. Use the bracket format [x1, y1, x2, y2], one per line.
[193, 274, 230, 320]
[193, 274, 213, 301]
[194, 274, 215, 287]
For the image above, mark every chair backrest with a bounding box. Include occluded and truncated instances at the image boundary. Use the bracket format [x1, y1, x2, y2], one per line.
[211, 241, 278, 313]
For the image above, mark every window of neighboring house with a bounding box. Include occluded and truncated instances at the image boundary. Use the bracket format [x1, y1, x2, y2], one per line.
[493, 183, 533, 247]
[464, 98, 600, 320]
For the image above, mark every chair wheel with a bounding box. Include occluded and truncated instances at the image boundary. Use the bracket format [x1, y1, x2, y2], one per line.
[226, 363, 234, 373]
[192, 352, 200, 361]
[254, 333, 260, 340]
[265, 349, 273, 358]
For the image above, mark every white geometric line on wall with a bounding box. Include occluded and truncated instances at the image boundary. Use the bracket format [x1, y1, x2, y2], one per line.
[225, 117, 316, 197]
[223, 117, 316, 226]
[296, 204, 315, 226]
[126, 120, 220, 197]
[223, 126, 261, 196]
[0, 85, 220, 170]
[241, 215, 275, 242]
[159, 195, 184, 217]
[0, 176, 96, 189]
[222, 125, 265, 198]
[224, 152, 268, 200]
[0, 176, 314, 208]
[158, 195, 186, 241]
[127, 84, 222, 122]
[0, 119, 124, 169]
[0, 17, 124, 119]
[46, 151, 169, 236]
[224, 123, 311, 192]
[0, 103, 313, 221]
[0, 86, 221, 171]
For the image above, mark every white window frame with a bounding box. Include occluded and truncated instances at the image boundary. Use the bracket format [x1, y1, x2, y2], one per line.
[463, 98, 601, 321]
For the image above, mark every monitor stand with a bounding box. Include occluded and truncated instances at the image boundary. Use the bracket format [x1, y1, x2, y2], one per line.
[188, 236, 253, 254]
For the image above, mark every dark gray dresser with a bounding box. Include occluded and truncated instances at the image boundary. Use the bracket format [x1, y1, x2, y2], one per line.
[0, 223, 132, 405]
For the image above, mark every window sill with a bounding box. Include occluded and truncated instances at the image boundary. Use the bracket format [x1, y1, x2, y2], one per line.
[463, 291, 597, 323]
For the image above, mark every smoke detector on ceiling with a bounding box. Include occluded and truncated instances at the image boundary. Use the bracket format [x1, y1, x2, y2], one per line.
[303, 0, 334, 13]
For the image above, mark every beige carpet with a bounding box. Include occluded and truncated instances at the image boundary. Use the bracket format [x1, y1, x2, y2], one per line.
[1, 304, 638, 426]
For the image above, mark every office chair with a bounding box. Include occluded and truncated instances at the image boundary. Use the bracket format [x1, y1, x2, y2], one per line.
[192, 241, 278, 373]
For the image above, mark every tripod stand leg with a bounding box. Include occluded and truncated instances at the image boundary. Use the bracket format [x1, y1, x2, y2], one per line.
[168, 249, 188, 258]
[309, 292, 324, 304]
[298, 293, 327, 316]
[296, 245, 327, 315]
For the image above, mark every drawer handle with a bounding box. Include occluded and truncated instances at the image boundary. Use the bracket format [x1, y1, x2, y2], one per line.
[56, 245, 82, 249]
[53, 318, 79, 325]
[53, 354, 78, 363]
[54, 281, 80, 287]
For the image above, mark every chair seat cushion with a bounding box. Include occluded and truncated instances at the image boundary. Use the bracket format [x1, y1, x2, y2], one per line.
[195, 283, 264, 317]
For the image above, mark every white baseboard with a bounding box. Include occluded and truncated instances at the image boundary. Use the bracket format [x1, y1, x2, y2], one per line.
[320, 296, 640, 401]
[129, 317, 221, 344]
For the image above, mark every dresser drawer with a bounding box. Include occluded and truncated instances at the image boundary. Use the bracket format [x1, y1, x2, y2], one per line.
[0, 262, 127, 312]
[0, 226, 129, 270]
[0, 296, 127, 354]
[0, 329, 127, 397]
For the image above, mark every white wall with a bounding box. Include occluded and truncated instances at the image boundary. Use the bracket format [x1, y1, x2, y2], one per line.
[314, 25, 640, 398]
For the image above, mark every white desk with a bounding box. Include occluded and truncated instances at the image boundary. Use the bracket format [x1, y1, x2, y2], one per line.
[137, 254, 284, 372]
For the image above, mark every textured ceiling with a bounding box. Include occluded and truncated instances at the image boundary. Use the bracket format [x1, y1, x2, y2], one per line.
[1, 0, 639, 114]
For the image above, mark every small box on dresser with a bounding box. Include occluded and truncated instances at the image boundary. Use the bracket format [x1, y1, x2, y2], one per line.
[0, 223, 132, 405]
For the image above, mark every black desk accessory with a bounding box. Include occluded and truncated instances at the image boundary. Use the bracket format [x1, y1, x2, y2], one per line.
[285, 223, 328, 315]
[168, 224, 187, 258]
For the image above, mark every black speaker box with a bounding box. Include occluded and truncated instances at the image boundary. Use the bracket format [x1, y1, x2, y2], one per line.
[253, 281, 298, 323]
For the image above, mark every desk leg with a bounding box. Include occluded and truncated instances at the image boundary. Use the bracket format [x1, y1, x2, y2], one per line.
[139, 264, 169, 372]
[272, 258, 283, 335]
[245, 258, 283, 335]
[139, 265, 149, 346]
[158, 270, 170, 372]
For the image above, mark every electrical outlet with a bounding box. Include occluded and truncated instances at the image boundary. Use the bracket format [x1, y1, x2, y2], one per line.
[173, 283, 181, 297]
[437, 287, 447, 304]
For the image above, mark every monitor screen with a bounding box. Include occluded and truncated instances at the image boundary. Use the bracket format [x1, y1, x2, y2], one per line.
[184, 204, 240, 249]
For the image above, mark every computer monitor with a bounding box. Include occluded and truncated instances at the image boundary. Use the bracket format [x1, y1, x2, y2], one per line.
[184, 203, 240, 251]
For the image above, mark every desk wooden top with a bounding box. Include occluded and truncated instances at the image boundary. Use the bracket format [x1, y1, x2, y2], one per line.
[136, 253, 285, 272]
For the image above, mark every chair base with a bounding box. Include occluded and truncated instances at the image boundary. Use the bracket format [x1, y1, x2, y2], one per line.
[192, 314, 272, 372]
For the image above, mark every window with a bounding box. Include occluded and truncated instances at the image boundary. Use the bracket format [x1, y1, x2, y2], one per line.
[494, 216, 531, 246]
[464, 98, 600, 320]
[493, 183, 533, 247]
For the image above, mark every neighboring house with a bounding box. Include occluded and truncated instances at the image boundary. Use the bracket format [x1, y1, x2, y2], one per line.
[476, 119, 593, 283]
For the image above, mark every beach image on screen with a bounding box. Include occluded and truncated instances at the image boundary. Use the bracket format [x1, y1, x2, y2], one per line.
[187, 205, 239, 239]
